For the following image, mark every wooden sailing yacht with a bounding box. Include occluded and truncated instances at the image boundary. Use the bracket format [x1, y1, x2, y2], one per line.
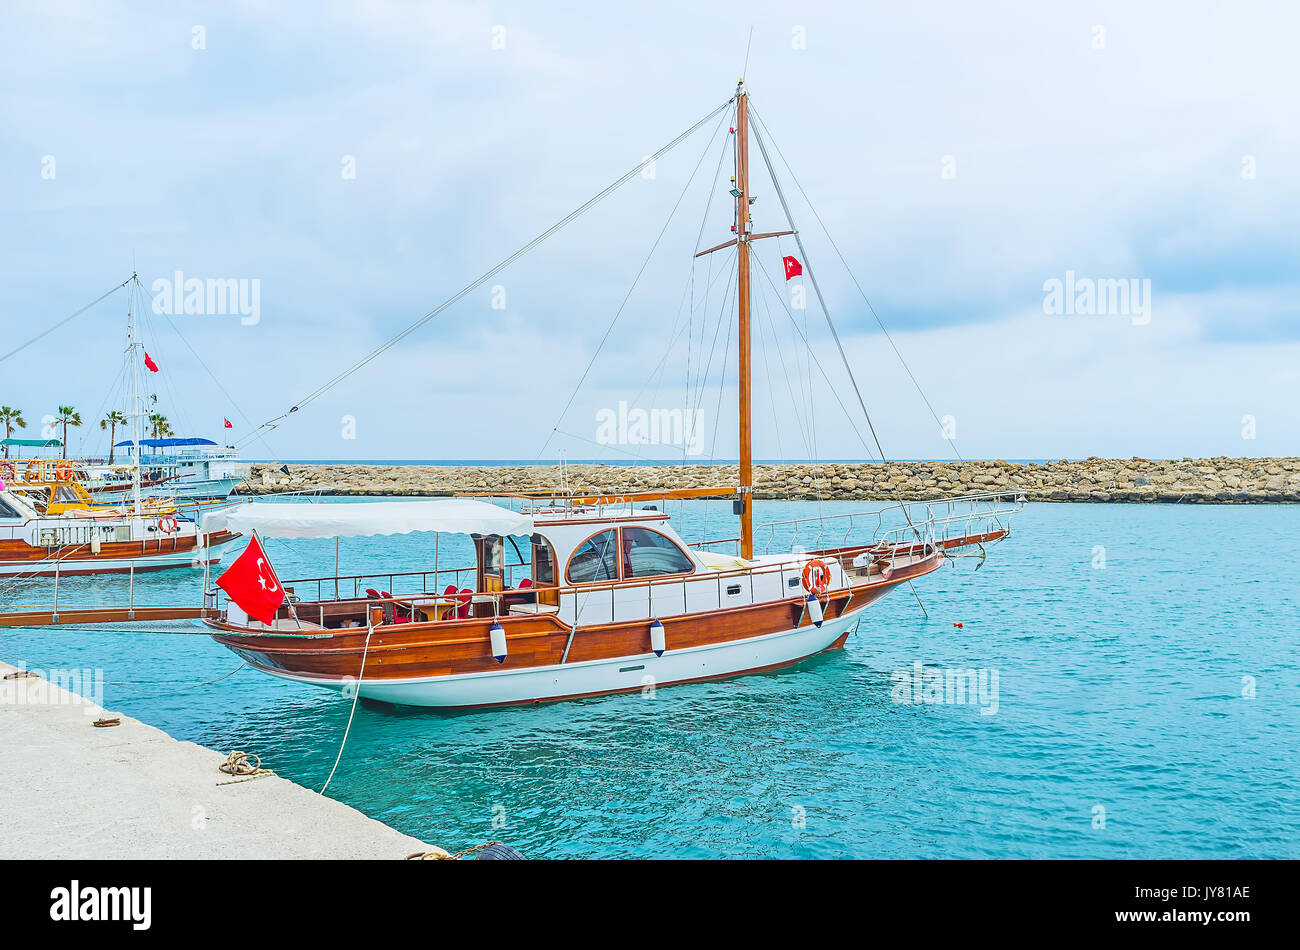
[199, 81, 1024, 708]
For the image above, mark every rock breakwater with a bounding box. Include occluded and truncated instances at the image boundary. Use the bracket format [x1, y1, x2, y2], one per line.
[236, 458, 1300, 503]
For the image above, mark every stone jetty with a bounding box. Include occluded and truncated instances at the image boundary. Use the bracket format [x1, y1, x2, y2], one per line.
[237, 458, 1300, 503]
[0, 659, 432, 859]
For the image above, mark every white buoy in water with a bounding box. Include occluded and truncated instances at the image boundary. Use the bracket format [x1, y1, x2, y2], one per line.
[805, 593, 824, 628]
[649, 618, 666, 657]
[489, 621, 507, 663]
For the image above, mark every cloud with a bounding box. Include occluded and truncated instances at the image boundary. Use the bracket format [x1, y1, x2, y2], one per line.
[1, 1, 1296, 460]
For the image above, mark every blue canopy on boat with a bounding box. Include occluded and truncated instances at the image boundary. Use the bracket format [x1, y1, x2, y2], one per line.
[114, 437, 219, 448]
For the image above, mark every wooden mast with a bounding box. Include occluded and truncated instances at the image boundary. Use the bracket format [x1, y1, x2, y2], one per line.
[735, 80, 754, 559]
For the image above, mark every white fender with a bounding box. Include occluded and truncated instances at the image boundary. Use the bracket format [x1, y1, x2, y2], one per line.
[489, 621, 507, 663]
[649, 618, 666, 657]
[805, 593, 824, 628]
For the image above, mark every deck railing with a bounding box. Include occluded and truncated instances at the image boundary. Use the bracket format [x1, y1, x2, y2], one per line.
[690, 490, 1024, 556]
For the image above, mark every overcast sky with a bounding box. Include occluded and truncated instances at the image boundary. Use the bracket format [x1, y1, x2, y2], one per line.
[2, 0, 1296, 462]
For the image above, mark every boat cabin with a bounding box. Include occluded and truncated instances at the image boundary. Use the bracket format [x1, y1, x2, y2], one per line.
[203, 496, 868, 632]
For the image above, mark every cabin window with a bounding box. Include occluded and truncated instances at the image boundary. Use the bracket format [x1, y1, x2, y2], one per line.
[0, 497, 21, 519]
[566, 529, 619, 583]
[531, 534, 557, 585]
[620, 527, 694, 578]
[483, 535, 504, 574]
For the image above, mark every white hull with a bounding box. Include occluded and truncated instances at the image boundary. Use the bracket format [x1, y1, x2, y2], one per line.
[0, 548, 227, 577]
[257, 611, 860, 708]
[93, 476, 242, 503]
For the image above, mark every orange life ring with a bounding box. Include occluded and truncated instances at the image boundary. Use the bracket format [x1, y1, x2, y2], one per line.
[55, 460, 74, 482]
[0, 461, 13, 480]
[801, 558, 832, 594]
[158, 515, 179, 534]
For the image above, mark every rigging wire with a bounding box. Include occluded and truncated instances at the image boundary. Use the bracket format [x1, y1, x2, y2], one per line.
[688, 253, 738, 452]
[750, 104, 962, 460]
[0, 277, 132, 365]
[538, 106, 732, 459]
[240, 97, 736, 451]
[686, 114, 738, 435]
[149, 290, 290, 467]
[750, 253, 878, 458]
[746, 107, 890, 466]
[707, 281, 738, 461]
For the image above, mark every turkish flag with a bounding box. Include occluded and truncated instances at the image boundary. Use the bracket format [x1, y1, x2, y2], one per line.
[143, 352, 159, 373]
[224, 418, 233, 429]
[782, 255, 803, 281]
[216, 534, 285, 625]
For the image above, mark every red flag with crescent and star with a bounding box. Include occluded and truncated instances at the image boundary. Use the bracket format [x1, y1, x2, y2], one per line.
[216, 534, 285, 624]
[143, 352, 159, 373]
[782, 255, 803, 281]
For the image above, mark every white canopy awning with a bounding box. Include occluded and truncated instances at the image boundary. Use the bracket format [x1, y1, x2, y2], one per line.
[204, 499, 534, 540]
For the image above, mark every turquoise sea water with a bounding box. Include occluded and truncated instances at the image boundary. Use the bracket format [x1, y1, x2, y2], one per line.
[1, 500, 1296, 859]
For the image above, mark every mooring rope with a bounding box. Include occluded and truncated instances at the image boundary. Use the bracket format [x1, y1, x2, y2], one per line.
[217, 750, 276, 786]
[319, 623, 374, 796]
[101, 663, 246, 687]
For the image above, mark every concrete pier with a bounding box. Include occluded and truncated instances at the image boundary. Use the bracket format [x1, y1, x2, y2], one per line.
[0, 661, 430, 859]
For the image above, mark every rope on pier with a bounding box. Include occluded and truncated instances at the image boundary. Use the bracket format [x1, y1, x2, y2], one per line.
[405, 841, 504, 861]
[217, 750, 276, 786]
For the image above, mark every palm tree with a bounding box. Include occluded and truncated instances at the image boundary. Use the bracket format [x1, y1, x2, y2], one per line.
[0, 406, 26, 460]
[54, 405, 81, 459]
[100, 410, 127, 464]
[148, 413, 174, 439]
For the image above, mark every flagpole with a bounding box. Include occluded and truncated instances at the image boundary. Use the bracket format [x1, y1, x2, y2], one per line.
[260, 528, 302, 630]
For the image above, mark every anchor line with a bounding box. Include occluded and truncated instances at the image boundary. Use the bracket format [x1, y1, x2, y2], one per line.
[239, 97, 737, 450]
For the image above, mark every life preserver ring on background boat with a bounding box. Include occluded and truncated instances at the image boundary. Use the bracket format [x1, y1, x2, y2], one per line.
[0, 461, 13, 480]
[55, 460, 74, 482]
[801, 558, 832, 594]
[158, 515, 179, 535]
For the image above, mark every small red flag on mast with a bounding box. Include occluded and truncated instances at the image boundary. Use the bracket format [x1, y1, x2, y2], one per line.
[224, 418, 233, 429]
[143, 352, 159, 373]
[216, 534, 285, 625]
[782, 255, 803, 281]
